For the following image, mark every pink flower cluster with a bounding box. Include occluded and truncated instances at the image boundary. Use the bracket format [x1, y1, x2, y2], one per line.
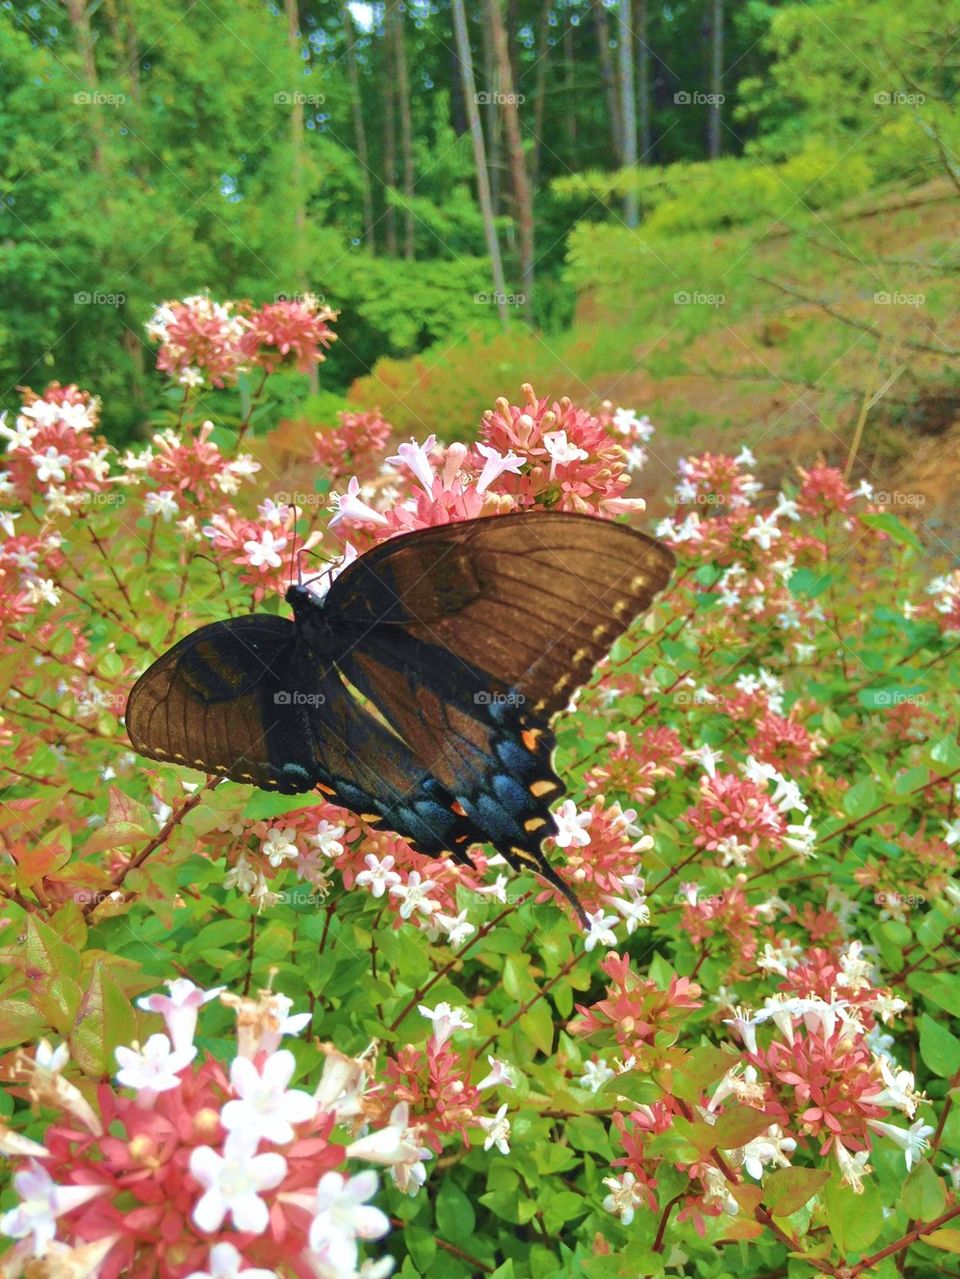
[311, 412, 393, 483]
[0, 526, 65, 624]
[146, 294, 337, 388]
[326, 386, 651, 543]
[128, 422, 261, 506]
[212, 801, 493, 946]
[480, 384, 648, 515]
[0, 383, 111, 507]
[203, 499, 320, 602]
[0, 981, 396, 1279]
[573, 948, 928, 1236]
[655, 448, 880, 641]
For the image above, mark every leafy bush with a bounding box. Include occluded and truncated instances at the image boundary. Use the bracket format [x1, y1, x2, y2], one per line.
[1, 302, 960, 1278]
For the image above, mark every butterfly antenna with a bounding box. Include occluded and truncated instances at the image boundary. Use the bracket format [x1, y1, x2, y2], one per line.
[287, 503, 301, 584]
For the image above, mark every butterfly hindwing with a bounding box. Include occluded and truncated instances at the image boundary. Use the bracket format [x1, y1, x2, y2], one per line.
[333, 628, 582, 915]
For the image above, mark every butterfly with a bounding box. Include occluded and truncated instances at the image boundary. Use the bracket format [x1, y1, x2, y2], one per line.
[126, 511, 674, 924]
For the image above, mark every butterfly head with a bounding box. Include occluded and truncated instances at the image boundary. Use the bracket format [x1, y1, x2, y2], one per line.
[286, 582, 326, 619]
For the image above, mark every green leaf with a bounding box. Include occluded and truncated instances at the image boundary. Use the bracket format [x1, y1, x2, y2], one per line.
[824, 1176, 884, 1254]
[403, 1224, 436, 1273]
[519, 999, 555, 1056]
[542, 1189, 587, 1233]
[0, 999, 45, 1050]
[70, 968, 136, 1076]
[922, 1228, 960, 1254]
[842, 778, 878, 819]
[243, 791, 321, 819]
[435, 1180, 476, 1242]
[901, 1160, 946, 1221]
[919, 1013, 960, 1078]
[712, 1105, 775, 1150]
[763, 1166, 830, 1216]
[860, 511, 923, 551]
[930, 736, 960, 770]
[788, 567, 832, 597]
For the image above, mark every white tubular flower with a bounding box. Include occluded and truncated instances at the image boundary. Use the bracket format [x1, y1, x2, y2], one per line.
[190, 1131, 287, 1234]
[115, 1034, 196, 1094]
[418, 1001, 473, 1049]
[222, 1049, 317, 1144]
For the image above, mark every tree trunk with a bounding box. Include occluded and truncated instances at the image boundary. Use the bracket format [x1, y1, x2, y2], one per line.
[284, 0, 316, 392]
[618, 0, 638, 225]
[563, 18, 577, 160]
[65, 0, 104, 169]
[592, 0, 621, 163]
[530, 0, 553, 188]
[635, 0, 651, 161]
[450, 0, 509, 327]
[392, 2, 415, 258]
[382, 3, 398, 256]
[481, 5, 502, 216]
[343, 7, 376, 252]
[707, 0, 724, 159]
[486, 0, 535, 323]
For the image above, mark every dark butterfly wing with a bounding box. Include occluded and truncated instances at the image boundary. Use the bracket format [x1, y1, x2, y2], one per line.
[125, 615, 319, 792]
[125, 614, 479, 856]
[326, 513, 674, 919]
[334, 627, 585, 916]
[325, 511, 675, 720]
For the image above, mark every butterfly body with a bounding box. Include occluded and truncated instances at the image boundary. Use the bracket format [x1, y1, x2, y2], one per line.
[126, 512, 674, 922]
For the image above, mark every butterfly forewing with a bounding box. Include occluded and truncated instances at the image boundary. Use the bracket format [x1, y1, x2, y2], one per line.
[326, 511, 675, 721]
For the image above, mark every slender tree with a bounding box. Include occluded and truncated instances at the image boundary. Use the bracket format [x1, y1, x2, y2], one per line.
[392, 2, 415, 258]
[481, 5, 502, 216]
[382, 2, 398, 255]
[283, 0, 317, 391]
[530, 0, 553, 188]
[593, 0, 622, 163]
[618, 0, 638, 225]
[635, 0, 651, 161]
[450, 0, 509, 326]
[343, 7, 376, 252]
[486, 0, 535, 322]
[707, 0, 724, 158]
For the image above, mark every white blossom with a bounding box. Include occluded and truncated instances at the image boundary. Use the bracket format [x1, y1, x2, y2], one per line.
[115, 1033, 196, 1093]
[478, 1104, 511, 1154]
[190, 1130, 287, 1234]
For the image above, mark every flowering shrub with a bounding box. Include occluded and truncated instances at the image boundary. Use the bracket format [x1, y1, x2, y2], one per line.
[0, 295, 959, 1278]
